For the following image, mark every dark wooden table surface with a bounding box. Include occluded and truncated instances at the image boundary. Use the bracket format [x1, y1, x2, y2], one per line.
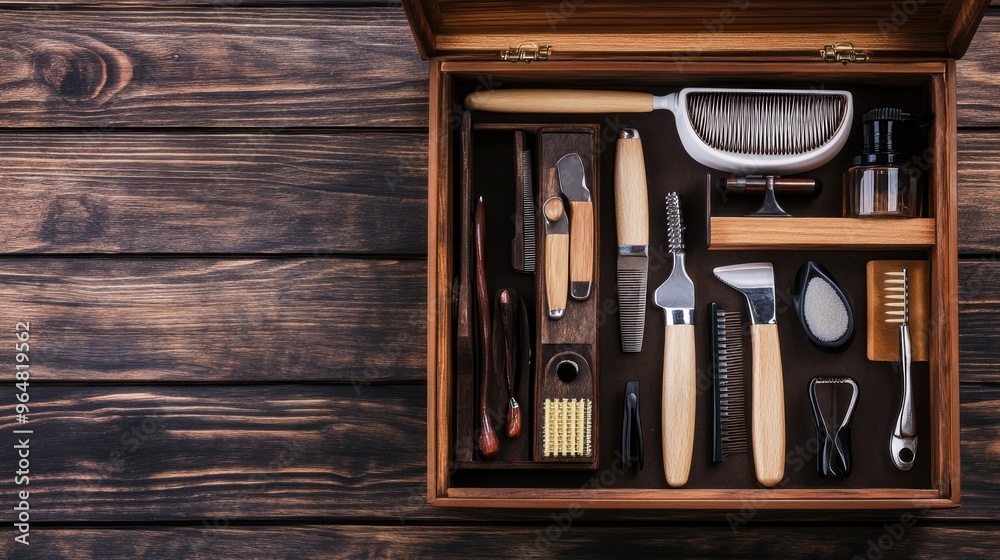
[0, 2, 998, 558]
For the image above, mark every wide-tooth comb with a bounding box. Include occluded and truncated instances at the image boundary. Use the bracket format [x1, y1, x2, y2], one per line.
[464, 88, 853, 174]
[884, 269, 909, 325]
[686, 91, 848, 156]
[712, 303, 747, 462]
[521, 150, 536, 272]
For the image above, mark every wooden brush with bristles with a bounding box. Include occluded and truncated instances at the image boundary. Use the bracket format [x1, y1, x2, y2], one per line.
[533, 350, 597, 463]
[866, 260, 929, 362]
[883, 267, 918, 471]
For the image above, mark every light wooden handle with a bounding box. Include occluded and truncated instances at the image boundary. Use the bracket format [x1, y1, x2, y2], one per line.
[661, 324, 696, 488]
[615, 136, 649, 247]
[465, 90, 656, 113]
[567, 200, 593, 296]
[750, 323, 786, 487]
[545, 233, 568, 318]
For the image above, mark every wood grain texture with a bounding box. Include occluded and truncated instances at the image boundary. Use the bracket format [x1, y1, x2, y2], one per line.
[661, 324, 695, 488]
[958, 131, 1000, 255]
[0, 133, 426, 254]
[0, 8, 427, 127]
[3, 525, 1000, 559]
[0, 8, 993, 129]
[0, 257, 995, 383]
[0, 0, 363, 4]
[426, 0, 965, 35]
[0, 129, 993, 256]
[566, 199, 594, 296]
[867, 260, 931, 362]
[543, 230, 568, 317]
[0, 385, 436, 522]
[709, 217, 937, 249]
[749, 323, 785, 488]
[466, 89, 655, 113]
[957, 14, 1000, 126]
[2, 383, 999, 522]
[613, 133, 649, 247]
[0, 258, 426, 382]
[958, 261, 1000, 384]
[0, 131, 994, 256]
[0, 0, 993, 551]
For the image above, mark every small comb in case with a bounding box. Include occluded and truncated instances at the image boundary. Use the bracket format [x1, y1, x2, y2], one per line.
[512, 131, 536, 273]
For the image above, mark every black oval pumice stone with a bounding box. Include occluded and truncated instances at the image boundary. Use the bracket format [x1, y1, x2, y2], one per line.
[793, 261, 855, 353]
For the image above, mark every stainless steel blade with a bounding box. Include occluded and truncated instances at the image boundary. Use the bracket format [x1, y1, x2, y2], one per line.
[617, 250, 648, 352]
[653, 253, 695, 325]
[712, 262, 776, 324]
[556, 153, 591, 202]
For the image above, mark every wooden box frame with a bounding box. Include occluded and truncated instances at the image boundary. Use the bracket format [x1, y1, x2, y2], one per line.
[410, 0, 989, 510]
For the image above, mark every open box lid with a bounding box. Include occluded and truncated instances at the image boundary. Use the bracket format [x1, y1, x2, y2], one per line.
[401, 0, 991, 62]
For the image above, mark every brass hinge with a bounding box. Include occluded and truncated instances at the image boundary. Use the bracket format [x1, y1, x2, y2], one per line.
[821, 43, 871, 64]
[501, 42, 551, 63]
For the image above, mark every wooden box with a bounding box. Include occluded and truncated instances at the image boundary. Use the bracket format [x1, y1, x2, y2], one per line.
[404, 0, 990, 509]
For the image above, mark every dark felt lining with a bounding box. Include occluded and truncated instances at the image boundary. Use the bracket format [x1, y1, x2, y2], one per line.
[451, 78, 933, 490]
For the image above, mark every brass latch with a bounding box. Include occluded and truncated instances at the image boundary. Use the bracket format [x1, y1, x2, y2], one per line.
[821, 43, 871, 64]
[501, 42, 551, 63]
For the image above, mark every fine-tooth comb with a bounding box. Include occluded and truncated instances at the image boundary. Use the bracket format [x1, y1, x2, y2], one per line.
[513, 131, 536, 273]
[685, 91, 848, 156]
[711, 303, 748, 463]
[522, 150, 535, 272]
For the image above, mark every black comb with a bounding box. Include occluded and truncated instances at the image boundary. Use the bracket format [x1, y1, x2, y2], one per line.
[712, 303, 748, 462]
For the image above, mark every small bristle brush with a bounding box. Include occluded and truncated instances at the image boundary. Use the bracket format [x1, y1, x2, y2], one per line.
[542, 397, 593, 458]
[885, 269, 917, 471]
[465, 88, 853, 174]
[711, 304, 748, 463]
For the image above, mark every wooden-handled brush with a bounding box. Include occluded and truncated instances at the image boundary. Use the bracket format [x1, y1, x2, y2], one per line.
[466, 88, 853, 175]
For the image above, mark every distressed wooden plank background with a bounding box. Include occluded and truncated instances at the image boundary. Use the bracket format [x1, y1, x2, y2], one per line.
[0, 1, 998, 558]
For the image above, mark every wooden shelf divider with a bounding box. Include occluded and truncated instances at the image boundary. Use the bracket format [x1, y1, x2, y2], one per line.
[707, 217, 937, 250]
